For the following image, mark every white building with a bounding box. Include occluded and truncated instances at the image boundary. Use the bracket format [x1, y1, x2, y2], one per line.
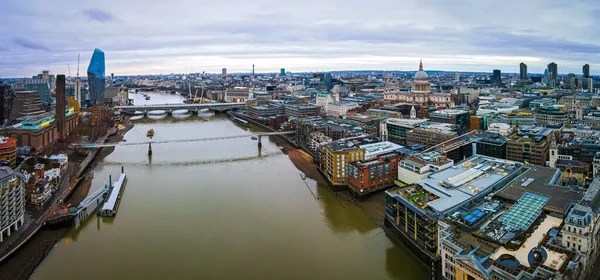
[0, 167, 26, 243]
[225, 87, 253, 102]
[487, 123, 513, 136]
[384, 61, 454, 108]
[560, 178, 600, 278]
[315, 92, 359, 116]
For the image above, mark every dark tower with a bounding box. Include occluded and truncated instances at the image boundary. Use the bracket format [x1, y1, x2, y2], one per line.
[492, 69, 502, 87]
[583, 64, 590, 78]
[56, 75, 66, 139]
[547, 62, 558, 84]
[519, 62, 528, 80]
[252, 64, 255, 76]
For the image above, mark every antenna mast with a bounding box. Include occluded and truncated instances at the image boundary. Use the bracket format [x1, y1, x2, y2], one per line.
[77, 53, 80, 77]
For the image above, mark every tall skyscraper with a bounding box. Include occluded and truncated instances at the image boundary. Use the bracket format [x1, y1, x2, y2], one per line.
[87, 48, 106, 105]
[252, 64, 255, 76]
[492, 69, 502, 87]
[547, 62, 558, 85]
[222, 68, 227, 75]
[111, 73, 115, 84]
[324, 73, 333, 91]
[519, 62, 528, 80]
[583, 64, 590, 78]
[56, 75, 66, 139]
[280, 68, 285, 76]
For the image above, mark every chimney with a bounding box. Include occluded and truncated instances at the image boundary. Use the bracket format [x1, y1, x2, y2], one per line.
[56, 75, 66, 139]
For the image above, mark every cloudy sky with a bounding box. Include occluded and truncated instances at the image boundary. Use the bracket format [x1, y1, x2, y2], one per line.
[1, 0, 599, 77]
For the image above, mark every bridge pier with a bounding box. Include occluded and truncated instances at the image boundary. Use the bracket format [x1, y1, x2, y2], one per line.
[148, 142, 153, 156]
[257, 135, 262, 148]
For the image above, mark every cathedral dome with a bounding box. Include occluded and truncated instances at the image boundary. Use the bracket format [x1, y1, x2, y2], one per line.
[413, 60, 429, 81]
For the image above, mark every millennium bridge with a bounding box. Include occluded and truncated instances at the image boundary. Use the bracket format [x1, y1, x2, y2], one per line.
[114, 102, 245, 114]
[70, 131, 296, 149]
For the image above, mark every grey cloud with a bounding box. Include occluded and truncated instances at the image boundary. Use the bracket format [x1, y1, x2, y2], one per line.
[11, 38, 49, 51]
[82, 9, 117, 23]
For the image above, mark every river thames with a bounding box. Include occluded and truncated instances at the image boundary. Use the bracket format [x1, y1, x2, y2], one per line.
[30, 92, 428, 280]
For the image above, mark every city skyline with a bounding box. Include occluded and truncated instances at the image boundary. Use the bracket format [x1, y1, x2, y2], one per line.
[1, 0, 600, 77]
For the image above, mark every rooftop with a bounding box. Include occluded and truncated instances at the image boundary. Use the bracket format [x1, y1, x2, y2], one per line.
[430, 109, 469, 116]
[385, 118, 429, 128]
[496, 166, 584, 214]
[360, 141, 404, 159]
[392, 155, 523, 215]
[414, 122, 459, 134]
[324, 135, 380, 152]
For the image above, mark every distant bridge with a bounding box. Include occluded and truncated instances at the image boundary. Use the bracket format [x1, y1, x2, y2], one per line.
[70, 131, 296, 148]
[114, 102, 245, 113]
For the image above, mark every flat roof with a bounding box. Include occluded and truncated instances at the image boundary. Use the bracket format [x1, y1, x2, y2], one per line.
[386, 118, 428, 128]
[496, 166, 584, 214]
[360, 141, 403, 159]
[417, 156, 523, 213]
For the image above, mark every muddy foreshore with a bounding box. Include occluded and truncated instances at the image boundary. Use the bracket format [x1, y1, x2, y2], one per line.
[0, 120, 133, 280]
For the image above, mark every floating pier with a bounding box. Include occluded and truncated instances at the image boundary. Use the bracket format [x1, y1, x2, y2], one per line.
[99, 166, 128, 217]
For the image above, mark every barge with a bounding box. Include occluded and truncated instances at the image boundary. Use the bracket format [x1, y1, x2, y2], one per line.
[99, 166, 128, 217]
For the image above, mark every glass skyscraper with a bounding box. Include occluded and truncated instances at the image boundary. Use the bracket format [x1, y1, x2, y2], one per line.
[87, 48, 105, 105]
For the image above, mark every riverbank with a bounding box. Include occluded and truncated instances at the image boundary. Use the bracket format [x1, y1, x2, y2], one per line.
[268, 135, 387, 228]
[0, 119, 134, 280]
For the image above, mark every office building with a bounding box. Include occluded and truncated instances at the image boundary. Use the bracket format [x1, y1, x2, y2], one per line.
[406, 122, 459, 148]
[583, 64, 590, 78]
[384, 118, 428, 145]
[280, 68, 285, 76]
[487, 123, 513, 136]
[548, 62, 558, 86]
[0, 167, 26, 243]
[475, 133, 507, 159]
[225, 87, 252, 102]
[492, 69, 502, 87]
[222, 68, 227, 76]
[56, 75, 66, 139]
[324, 73, 333, 91]
[284, 104, 320, 118]
[506, 125, 554, 166]
[429, 109, 469, 130]
[534, 106, 569, 125]
[87, 48, 106, 104]
[247, 105, 285, 120]
[74, 77, 82, 103]
[519, 62, 527, 80]
[0, 137, 17, 168]
[385, 155, 523, 264]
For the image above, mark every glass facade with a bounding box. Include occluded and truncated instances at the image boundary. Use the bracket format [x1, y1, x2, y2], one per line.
[87, 48, 105, 105]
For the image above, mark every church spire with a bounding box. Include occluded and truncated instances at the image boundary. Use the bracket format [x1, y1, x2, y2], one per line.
[419, 59, 423, 71]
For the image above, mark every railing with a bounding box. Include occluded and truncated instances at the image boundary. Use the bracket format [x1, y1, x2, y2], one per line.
[70, 131, 296, 148]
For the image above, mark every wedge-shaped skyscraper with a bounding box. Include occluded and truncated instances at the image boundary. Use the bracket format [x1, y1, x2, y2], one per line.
[87, 48, 105, 105]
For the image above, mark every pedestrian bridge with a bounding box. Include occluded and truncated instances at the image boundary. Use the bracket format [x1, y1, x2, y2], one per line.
[114, 102, 245, 112]
[70, 131, 296, 148]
